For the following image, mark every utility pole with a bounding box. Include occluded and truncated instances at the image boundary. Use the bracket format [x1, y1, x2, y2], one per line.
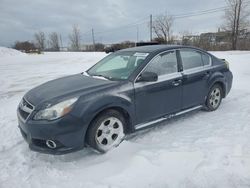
[150, 14, 153, 42]
[136, 25, 139, 42]
[59, 34, 63, 51]
[92, 28, 96, 51]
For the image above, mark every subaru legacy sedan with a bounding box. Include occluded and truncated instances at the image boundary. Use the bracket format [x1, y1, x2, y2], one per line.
[17, 45, 233, 154]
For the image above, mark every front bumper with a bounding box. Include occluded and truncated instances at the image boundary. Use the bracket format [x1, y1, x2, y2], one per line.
[18, 112, 87, 155]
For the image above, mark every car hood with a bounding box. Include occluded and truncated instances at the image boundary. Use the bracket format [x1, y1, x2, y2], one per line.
[25, 74, 116, 106]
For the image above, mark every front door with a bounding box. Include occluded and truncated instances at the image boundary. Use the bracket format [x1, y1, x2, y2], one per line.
[134, 50, 182, 125]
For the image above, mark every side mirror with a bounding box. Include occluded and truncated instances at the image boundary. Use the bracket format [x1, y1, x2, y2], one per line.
[137, 72, 158, 82]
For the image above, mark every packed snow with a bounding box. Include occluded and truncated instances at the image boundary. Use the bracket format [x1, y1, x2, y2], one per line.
[0, 47, 26, 57]
[0, 49, 250, 188]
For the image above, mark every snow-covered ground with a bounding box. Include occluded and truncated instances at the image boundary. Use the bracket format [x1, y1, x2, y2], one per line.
[0, 49, 250, 188]
[0, 47, 26, 57]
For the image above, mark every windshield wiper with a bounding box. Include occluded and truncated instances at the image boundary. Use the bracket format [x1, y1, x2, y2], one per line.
[91, 74, 113, 81]
[82, 72, 90, 76]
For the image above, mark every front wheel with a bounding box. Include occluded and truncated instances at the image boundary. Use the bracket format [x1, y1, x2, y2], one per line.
[205, 84, 223, 111]
[86, 110, 126, 153]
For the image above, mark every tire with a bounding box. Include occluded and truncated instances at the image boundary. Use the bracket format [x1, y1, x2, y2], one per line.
[86, 109, 126, 153]
[205, 84, 223, 111]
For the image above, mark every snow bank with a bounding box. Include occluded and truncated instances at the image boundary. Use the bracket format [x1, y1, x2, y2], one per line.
[0, 47, 25, 57]
[0, 51, 250, 188]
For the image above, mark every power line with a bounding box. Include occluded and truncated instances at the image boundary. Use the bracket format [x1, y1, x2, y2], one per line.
[173, 1, 250, 19]
[172, 6, 228, 18]
[95, 18, 148, 35]
[81, 3, 250, 43]
[81, 17, 148, 37]
[174, 9, 226, 19]
[82, 6, 230, 38]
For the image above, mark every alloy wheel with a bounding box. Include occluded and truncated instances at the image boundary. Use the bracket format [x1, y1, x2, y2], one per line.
[95, 117, 125, 151]
[209, 87, 221, 109]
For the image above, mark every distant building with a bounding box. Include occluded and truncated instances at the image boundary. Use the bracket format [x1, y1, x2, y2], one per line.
[182, 35, 200, 45]
[59, 47, 68, 51]
[196, 31, 231, 49]
[199, 29, 249, 45]
[239, 29, 250, 39]
[200, 32, 216, 44]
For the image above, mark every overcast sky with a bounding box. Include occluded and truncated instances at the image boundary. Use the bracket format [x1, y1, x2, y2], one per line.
[0, 0, 227, 47]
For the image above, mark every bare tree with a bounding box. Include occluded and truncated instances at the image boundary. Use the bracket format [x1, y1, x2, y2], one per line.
[48, 32, 60, 51]
[34, 31, 46, 50]
[152, 14, 174, 43]
[13, 41, 37, 53]
[69, 25, 81, 51]
[223, 0, 250, 50]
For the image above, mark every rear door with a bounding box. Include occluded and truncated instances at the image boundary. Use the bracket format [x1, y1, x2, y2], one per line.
[179, 49, 212, 109]
[134, 50, 183, 125]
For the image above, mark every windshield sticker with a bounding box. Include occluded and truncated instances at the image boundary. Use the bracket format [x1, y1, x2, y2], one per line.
[134, 52, 149, 57]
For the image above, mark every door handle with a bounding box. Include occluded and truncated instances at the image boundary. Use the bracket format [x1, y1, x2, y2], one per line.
[172, 79, 182, 86]
[205, 71, 210, 76]
[203, 71, 211, 78]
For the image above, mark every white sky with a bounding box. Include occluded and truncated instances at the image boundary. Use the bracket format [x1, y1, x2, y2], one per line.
[0, 0, 228, 46]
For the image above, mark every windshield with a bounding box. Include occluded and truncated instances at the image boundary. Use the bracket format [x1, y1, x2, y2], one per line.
[87, 52, 149, 80]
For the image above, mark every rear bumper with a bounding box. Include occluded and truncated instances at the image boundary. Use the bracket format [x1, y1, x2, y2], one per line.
[18, 113, 87, 155]
[224, 71, 233, 96]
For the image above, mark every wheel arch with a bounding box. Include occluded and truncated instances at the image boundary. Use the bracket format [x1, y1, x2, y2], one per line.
[212, 81, 226, 98]
[208, 72, 227, 98]
[81, 95, 135, 143]
[92, 106, 133, 132]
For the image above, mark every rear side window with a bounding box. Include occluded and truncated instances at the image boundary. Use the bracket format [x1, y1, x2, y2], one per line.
[180, 50, 203, 70]
[201, 53, 211, 66]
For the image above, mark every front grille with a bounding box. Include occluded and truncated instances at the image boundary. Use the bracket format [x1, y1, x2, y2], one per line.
[32, 139, 47, 148]
[18, 98, 34, 121]
[18, 108, 29, 119]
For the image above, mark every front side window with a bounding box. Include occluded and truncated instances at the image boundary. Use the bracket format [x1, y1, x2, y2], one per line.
[144, 51, 178, 76]
[87, 52, 148, 80]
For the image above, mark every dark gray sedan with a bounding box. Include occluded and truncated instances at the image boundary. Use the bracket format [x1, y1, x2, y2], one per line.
[17, 45, 233, 154]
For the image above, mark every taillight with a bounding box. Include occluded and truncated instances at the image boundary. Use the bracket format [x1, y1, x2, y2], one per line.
[221, 59, 230, 69]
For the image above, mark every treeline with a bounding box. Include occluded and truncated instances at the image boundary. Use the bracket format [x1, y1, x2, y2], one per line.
[13, 25, 80, 53]
[13, 31, 60, 53]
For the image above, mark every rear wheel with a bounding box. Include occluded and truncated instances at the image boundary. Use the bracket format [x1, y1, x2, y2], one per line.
[205, 84, 223, 111]
[86, 110, 126, 153]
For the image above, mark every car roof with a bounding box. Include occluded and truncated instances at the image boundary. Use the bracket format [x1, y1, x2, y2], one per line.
[119, 45, 204, 54]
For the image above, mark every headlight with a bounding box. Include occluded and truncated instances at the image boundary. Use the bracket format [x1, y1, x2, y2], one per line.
[33, 97, 78, 120]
